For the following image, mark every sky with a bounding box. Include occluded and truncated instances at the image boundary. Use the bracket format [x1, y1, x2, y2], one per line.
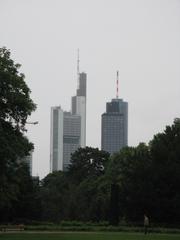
[0, 0, 180, 178]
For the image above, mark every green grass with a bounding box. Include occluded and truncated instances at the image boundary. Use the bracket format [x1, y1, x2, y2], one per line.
[1, 232, 180, 240]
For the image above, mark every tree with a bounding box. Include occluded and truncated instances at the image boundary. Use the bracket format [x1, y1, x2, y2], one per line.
[149, 118, 180, 223]
[68, 147, 110, 183]
[40, 171, 69, 222]
[66, 147, 110, 221]
[10, 162, 41, 222]
[70, 175, 110, 222]
[0, 122, 34, 221]
[0, 47, 36, 129]
[107, 119, 180, 224]
[40, 147, 110, 222]
[107, 143, 152, 222]
[0, 47, 36, 222]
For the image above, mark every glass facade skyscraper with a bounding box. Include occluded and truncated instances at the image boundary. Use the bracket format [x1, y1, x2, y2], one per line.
[101, 98, 128, 155]
[63, 112, 81, 170]
[50, 72, 87, 172]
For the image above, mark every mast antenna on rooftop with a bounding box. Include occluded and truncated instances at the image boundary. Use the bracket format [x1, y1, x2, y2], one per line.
[116, 70, 119, 99]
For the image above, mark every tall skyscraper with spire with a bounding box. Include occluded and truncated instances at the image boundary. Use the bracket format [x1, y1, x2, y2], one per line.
[50, 51, 87, 171]
[101, 71, 128, 155]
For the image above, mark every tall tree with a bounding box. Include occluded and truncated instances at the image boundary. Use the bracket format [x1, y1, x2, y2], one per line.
[40, 171, 69, 222]
[107, 143, 152, 222]
[0, 47, 36, 128]
[0, 47, 36, 222]
[107, 119, 180, 224]
[149, 118, 180, 223]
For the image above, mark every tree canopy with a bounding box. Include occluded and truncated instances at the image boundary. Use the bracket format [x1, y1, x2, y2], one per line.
[0, 47, 36, 129]
[107, 119, 180, 223]
[39, 120, 180, 224]
[68, 147, 110, 183]
[0, 47, 37, 222]
[149, 118, 180, 222]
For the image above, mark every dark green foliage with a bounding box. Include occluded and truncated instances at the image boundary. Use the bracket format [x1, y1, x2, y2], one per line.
[109, 184, 119, 225]
[0, 47, 36, 128]
[72, 175, 110, 222]
[107, 143, 152, 222]
[6, 163, 41, 222]
[0, 47, 37, 223]
[40, 147, 110, 223]
[68, 147, 110, 183]
[40, 171, 69, 222]
[107, 119, 180, 224]
[67, 147, 110, 221]
[39, 120, 180, 225]
[149, 118, 180, 223]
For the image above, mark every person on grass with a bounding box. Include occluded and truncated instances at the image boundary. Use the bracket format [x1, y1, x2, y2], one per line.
[144, 214, 149, 234]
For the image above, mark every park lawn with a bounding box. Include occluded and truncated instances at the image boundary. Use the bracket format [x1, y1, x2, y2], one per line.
[0, 232, 180, 240]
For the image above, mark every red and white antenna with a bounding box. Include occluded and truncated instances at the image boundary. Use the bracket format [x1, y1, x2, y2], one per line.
[116, 70, 119, 99]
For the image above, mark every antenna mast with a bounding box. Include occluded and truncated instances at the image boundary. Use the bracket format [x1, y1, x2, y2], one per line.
[77, 48, 80, 89]
[116, 70, 119, 99]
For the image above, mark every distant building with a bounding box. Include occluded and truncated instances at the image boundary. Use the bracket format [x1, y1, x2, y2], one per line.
[23, 150, 33, 175]
[50, 72, 87, 172]
[63, 112, 81, 169]
[101, 95, 128, 154]
[71, 72, 86, 147]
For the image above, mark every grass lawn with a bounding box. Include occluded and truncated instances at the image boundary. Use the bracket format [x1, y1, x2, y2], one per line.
[0, 232, 180, 240]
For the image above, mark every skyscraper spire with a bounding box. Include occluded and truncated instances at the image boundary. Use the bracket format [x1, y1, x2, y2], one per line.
[116, 70, 119, 99]
[77, 48, 80, 89]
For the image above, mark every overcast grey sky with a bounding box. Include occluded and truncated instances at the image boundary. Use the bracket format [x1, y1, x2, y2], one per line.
[0, 0, 180, 178]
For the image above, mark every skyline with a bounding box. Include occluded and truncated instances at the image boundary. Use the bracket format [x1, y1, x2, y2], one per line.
[0, 0, 179, 178]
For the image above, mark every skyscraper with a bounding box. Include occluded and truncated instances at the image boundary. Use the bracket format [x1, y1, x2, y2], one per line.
[101, 72, 128, 155]
[22, 150, 33, 175]
[71, 72, 86, 147]
[50, 70, 87, 172]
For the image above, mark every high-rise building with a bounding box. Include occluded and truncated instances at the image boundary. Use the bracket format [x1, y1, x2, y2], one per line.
[50, 106, 64, 171]
[22, 150, 33, 175]
[71, 72, 86, 147]
[50, 71, 87, 172]
[63, 112, 81, 170]
[101, 72, 128, 155]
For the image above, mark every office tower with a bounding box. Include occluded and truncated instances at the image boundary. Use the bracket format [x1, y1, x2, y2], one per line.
[50, 106, 64, 171]
[101, 72, 128, 155]
[50, 107, 81, 171]
[22, 150, 33, 175]
[63, 112, 81, 170]
[71, 72, 87, 147]
[50, 56, 87, 171]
